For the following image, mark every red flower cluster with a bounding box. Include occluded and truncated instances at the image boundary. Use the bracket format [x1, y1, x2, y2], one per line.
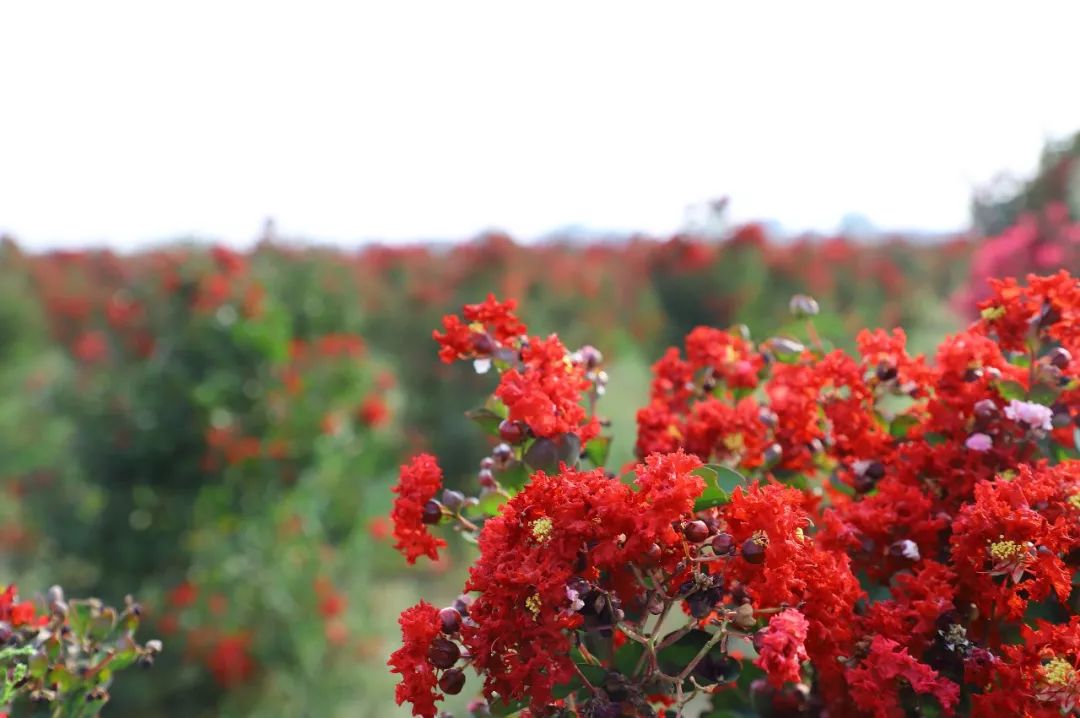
[755, 608, 809, 687]
[391, 454, 447, 565]
[389, 275, 1080, 718]
[0, 584, 44, 627]
[434, 296, 601, 443]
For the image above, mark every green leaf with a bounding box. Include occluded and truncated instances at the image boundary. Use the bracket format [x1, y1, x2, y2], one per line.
[523, 433, 581, 473]
[888, 414, 919, 440]
[477, 490, 509, 517]
[693, 465, 745, 511]
[584, 436, 612, 467]
[995, 380, 1026, 401]
[613, 641, 645, 677]
[489, 697, 529, 716]
[464, 407, 504, 437]
[1030, 383, 1058, 406]
[68, 602, 93, 640]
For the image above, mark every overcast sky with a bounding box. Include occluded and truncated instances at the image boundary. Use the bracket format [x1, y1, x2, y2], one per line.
[2, 1, 1079, 249]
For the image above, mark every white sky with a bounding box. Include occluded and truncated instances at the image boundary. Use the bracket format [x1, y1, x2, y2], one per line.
[2, 1, 1079, 249]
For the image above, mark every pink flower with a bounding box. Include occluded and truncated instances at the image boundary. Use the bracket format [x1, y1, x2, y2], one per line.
[965, 432, 993, 452]
[1003, 400, 1053, 432]
[755, 609, 810, 687]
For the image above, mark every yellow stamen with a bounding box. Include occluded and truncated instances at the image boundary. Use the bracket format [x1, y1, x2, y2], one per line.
[1067, 492, 1080, 511]
[980, 306, 1006, 320]
[988, 539, 1025, 562]
[525, 594, 542, 618]
[1041, 657, 1076, 687]
[723, 433, 745, 452]
[531, 518, 553, 543]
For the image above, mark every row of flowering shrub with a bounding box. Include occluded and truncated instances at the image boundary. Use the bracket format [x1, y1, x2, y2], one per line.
[390, 271, 1080, 717]
[0, 243, 406, 715]
[0, 219, 1059, 715]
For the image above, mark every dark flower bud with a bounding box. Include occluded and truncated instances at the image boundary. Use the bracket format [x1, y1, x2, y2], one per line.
[492, 443, 514, 463]
[497, 420, 527, 444]
[730, 582, 752, 604]
[973, 398, 997, 420]
[763, 443, 782, 465]
[875, 363, 898, 382]
[683, 520, 711, 543]
[864, 462, 885, 480]
[441, 490, 465, 512]
[439, 607, 462, 634]
[452, 595, 472, 618]
[421, 500, 443, 525]
[477, 469, 496, 488]
[439, 668, 466, 695]
[1048, 347, 1072, 370]
[578, 345, 603, 369]
[789, 294, 819, 319]
[888, 539, 920, 561]
[643, 543, 663, 565]
[470, 333, 496, 355]
[428, 638, 461, 669]
[711, 532, 735, 555]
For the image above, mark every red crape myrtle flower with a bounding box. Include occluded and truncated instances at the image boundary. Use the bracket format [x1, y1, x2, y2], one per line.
[971, 616, 1080, 717]
[846, 635, 960, 718]
[462, 452, 703, 711]
[495, 334, 600, 442]
[207, 633, 255, 688]
[755, 608, 810, 687]
[950, 464, 1076, 622]
[433, 294, 527, 364]
[388, 601, 444, 718]
[391, 454, 447, 564]
[0, 584, 45, 627]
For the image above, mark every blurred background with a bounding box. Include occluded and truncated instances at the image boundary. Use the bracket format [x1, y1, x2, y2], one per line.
[1, 2, 1079, 716]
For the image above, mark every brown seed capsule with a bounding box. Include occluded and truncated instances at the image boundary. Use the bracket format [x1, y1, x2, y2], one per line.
[734, 602, 757, 629]
[741, 537, 767, 564]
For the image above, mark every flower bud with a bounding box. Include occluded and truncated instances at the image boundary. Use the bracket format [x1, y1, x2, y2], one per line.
[441, 490, 465, 512]
[711, 532, 735, 555]
[497, 420, 527, 444]
[428, 638, 460, 669]
[439, 607, 462, 634]
[421, 500, 443, 525]
[470, 333, 496, 355]
[683, 520, 711, 543]
[789, 294, 819, 319]
[1048, 347, 1072, 370]
[477, 469, 496, 488]
[439, 668, 466, 695]
[973, 398, 997, 420]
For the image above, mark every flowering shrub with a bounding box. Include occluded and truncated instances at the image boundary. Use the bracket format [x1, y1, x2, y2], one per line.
[0, 584, 158, 717]
[390, 273, 1080, 717]
[4, 246, 403, 715]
